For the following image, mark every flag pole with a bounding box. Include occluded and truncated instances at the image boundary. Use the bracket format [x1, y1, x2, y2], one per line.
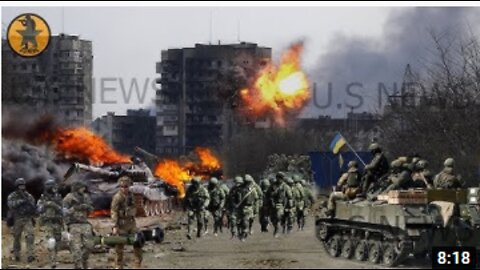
[340, 133, 367, 166]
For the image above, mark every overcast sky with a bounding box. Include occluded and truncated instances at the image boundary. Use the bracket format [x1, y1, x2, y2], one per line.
[3, 6, 479, 119]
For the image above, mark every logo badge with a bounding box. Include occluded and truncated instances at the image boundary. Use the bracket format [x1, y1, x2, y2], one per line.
[7, 13, 51, 57]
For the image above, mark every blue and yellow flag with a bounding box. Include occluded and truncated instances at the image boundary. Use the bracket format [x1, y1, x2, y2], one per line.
[329, 132, 346, 154]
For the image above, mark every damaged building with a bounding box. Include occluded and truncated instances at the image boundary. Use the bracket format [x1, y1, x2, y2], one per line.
[155, 42, 271, 156]
[2, 33, 93, 126]
[92, 109, 156, 156]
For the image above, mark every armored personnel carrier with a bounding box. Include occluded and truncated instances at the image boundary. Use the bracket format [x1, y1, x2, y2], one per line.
[316, 188, 480, 267]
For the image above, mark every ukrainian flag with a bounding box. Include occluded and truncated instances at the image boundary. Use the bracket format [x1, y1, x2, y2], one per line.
[329, 132, 347, 154]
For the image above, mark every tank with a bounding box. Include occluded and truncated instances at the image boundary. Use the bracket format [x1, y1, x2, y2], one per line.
[316, 188, 480, 267]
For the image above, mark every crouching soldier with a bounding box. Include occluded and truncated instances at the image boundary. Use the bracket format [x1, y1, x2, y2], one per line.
[327, 161, 361, 217]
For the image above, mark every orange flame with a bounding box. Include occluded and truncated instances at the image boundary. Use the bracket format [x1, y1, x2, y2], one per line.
[240, 43, 310, 126]
[195, 147, 221, 171]
[53, 127, 131, 165]
[153, 147, 222, 198]
[154, 160, 192, 198]
[88, 209, 111, 218]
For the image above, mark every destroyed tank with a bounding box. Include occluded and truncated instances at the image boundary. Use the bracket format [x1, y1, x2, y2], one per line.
[316, 188, 480, 267]
[63, 156, 178, 217]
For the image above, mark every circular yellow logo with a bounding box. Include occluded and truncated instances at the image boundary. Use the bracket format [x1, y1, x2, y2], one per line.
[7, 13, 51, 57]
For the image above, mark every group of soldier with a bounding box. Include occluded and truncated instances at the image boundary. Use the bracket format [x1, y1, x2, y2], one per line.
[185, 173, 315, 241]
[6, 176, 142, 269]
[327, 143, 465, 215]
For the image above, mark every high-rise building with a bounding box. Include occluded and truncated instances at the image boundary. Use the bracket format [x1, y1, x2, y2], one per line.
[2, 34, 93, 126]
[155, 42, 271, 156]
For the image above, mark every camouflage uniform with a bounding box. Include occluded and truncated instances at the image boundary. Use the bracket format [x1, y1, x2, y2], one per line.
[7, 178, 36, 262]
[434, 158, 464, 189]
[327, 161, 361, 215]
[283, 178, 297, 233]
[265, 173, 294, 237]
[111, 176, 142, 269]
[238, 178, 259, 240]
[301, 180, 315, 219]
[258, 178, 271, 232]
[382, 159, 414, 193]
[185, 177, 210, 239]
[37, 179, 64, 268]
[292, 175, 306, 230]
[63, 181, 94, 269]
[411, 159, 433, 189]
[244, 174, 262, 235]
[220, 182, 230, 231]
[226, 177, 243, 238]
[362, 143, 389, 193]
[207, 178, 226, 235]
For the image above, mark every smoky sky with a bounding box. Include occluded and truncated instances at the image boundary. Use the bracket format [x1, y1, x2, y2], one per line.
[305, 7, 480, 118]
[2, 6, 480, 119]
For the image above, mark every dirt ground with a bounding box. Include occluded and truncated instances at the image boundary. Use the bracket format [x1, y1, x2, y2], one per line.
[2, 213, 430, 269]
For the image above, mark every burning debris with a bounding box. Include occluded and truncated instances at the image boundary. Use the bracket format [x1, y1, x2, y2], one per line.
[154, 147, 223, 198]
[239, 42, 310, 126]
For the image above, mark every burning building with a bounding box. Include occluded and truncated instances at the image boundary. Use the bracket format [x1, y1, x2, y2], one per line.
[155, 42, 272, 156]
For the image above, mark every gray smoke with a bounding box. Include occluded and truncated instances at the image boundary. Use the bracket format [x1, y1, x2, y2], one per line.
[305, 7, 480, 117]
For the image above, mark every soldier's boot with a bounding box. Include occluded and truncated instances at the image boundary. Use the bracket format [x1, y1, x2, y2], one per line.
[133, 247, 143, 268]
[186, 223, 192, 239]
[248, 219, 254, 235]
[196, 223, 203, 238]
[82, 259, 89, 269]
[273, 225, 279, 238]
[114, 246, 124, 269]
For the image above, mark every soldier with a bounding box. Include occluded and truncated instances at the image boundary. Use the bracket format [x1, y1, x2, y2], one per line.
[237, 177, 259, 241]
[434, 158, 464, 189]
[244, 174, 262, 235]
[266, 173, 293, 238]
[300, 179, 315, 226]
[326, 161, 361, 216]
[207, 177, 226, 236]
[185, 177, 210, 239]
[226, 176, 244, 239]
[7, 178, 36, 263]
[37, 179, 63, 268]
[63, 181, 94, 269]
[412, 159, 433, 189]
[219, 180, 230, 230]
[292, 175, 306, 230]
[111, 176, 142, 269]
[283, 177, 297, 234]
[362, 143, 390, 194]
[258, 177, 271, 232]
[381, 159, 414, 193]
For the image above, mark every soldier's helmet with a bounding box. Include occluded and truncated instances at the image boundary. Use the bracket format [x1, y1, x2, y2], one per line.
[118, 176, 132, 186]
[234, 176, 244, 185]
[244, 174, 254, 183]
[391, 159, 404, 169]
[191, 177, 201, 185]
[416, 159, 429, 170]
[261, 179, 270, 187]
[368, 143, 381, 152]
[131, 156, 142, 165]
[347, 160, 358, 168]
[300, 179, 307, 186]
[444, 158, 455, 168]
[71, 181, 86, 191]
[210, 177, 219, 185]
[286, 177, 294, 185]
[15, 178, 26, 187]
[44, 179, 57, 189]
[276, 172, 286, 181]
[293, 175, 302, 183]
